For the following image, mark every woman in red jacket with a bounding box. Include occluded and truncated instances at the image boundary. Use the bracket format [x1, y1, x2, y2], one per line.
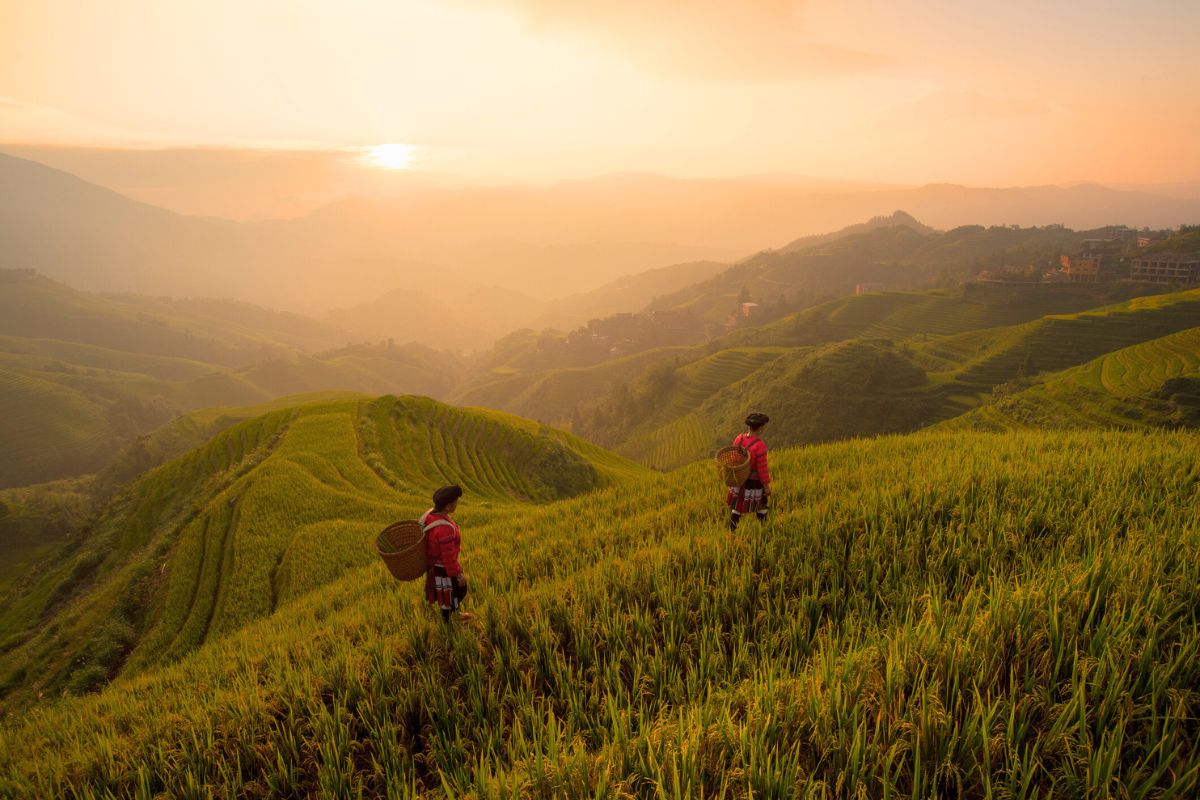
[727, 412, 771, 532]
[423, 484, 473, 622]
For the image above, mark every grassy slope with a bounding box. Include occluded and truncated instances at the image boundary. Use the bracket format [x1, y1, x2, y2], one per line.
[609, 287, 1200, 469]
[617, 346, 793, 469]
[455, 346, 695, 426]
[0, 396, 647, 707]
[914, 289, 1200, 387]
[461, 284, 1130, 441]
[0, 270, 469, 487]
[728, 282, 1169, 350]
[0, 269, 344, 365]
[647, 339, 937, 463]
[0, 335, 220, 381]
[1, 431, 1197, 797]
[940, 326, 1200, 432]
[0, 332, 461, 487]
[0, 478, 93, 596]
[0, 394, 365, 597]
[0, 366, 118, 485]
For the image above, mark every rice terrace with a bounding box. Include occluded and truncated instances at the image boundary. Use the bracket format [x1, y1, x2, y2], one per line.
[2, 1, 1200, 797]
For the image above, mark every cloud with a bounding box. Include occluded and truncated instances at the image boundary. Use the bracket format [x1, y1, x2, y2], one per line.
[455, 0, 885, 80]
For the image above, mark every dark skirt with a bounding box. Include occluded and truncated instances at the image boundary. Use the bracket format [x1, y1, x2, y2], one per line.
[727, 478, 768, 515]
[425, 565, 468, 611]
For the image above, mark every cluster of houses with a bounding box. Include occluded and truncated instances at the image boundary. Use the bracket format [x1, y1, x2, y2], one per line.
[978, 227, 1199, 286]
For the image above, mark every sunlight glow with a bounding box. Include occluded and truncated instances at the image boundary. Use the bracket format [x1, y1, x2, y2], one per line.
[360, 143, 415, 170]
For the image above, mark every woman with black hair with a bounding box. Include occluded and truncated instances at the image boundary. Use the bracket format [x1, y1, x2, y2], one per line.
[422, 484, 473, 622]
[727, 412, 772, 532]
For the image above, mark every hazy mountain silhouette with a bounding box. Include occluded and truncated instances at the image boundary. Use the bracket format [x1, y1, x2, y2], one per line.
[324, 286, 542, 352]
[781, 210, 936, 252]
[535, 260, 730, 330]
[4, 151, 1198, 333]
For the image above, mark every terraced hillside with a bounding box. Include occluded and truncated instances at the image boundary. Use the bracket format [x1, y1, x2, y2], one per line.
[941, 326, 1200, 432]
[461, 284, 1148, 439]
[730, 281, 1170, 350]
[0, 394, 364, 596]
[617, 347, 790, 469]
[661, 347, 790, 418]
[615, 338, 939, 469]
[2, 430, 1198, 797]
[578, 287, 1200, 468]
[0, 334, 461, 487]
[916, 289, 1200, 388]
[0, 396, 646, 705]
[454, 345, 694, 427]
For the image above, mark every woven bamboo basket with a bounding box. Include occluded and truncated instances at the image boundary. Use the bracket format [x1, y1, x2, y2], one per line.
[715, 445, 752, 487]
[375, 520, 428, 581]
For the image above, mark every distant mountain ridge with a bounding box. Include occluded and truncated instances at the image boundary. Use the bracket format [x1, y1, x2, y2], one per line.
[780, 210, 936, 252]
[5, 149, 1200, 321]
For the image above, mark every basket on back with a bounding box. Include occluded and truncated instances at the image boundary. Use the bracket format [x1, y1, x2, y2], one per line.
[715, 445, 752, 487]
[375, 520, 428, 581]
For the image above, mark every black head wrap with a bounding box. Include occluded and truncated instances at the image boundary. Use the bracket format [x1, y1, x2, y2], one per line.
[432, 484, 463, 511]
[745, 412, 770, 429]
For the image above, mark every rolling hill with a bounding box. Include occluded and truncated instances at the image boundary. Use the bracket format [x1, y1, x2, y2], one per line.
[720, 280, 1166, 351]
[0, 337, 463, 488]
[454, 227, 1167, 432]
[0, 269, 346, 366]
[0, 477, 92, 597]
[1, 429, 1198, 796]
[778, 209, 936, 252]
[0, 393, 367, 600]
[5, 152, 1200, 798]
[0, 271, 471, 487]
[9, 148, 1200, 352]
[644, 222, 1092, 323]
[534, 259, 731, 331]
[456, 281, 1183, 461]
[455, 345, 697, 427]
[0, 395, 646, 708]
[568, 286, 1199, 469]
[940, 326, 1200, 432]
[912, 289, 1200, 386]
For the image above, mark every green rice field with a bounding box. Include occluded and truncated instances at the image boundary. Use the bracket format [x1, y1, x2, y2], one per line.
[2, 426, 1198, 798]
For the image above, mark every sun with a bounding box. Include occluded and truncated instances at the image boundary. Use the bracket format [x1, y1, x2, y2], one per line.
[360, 143, 414, 170]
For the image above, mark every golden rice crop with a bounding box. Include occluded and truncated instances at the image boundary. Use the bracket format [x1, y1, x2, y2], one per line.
[2, 428, 1197, 798]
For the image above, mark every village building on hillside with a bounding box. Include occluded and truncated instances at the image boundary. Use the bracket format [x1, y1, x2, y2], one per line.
[1060, 237, 1128, 282]
[1130, 253, 1200, 285]
[854, 282, 887, 295]
[724, 301, 762, 331]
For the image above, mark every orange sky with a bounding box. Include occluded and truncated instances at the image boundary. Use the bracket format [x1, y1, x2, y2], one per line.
[2, 0, 1198, 189]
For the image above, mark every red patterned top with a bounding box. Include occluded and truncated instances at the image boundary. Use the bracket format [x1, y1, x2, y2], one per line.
[422, 511, 462, 576]
[733, 433, 770, 485]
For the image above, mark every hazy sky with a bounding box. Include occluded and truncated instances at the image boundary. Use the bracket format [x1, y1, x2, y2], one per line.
[2, 0, 1198, 186]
